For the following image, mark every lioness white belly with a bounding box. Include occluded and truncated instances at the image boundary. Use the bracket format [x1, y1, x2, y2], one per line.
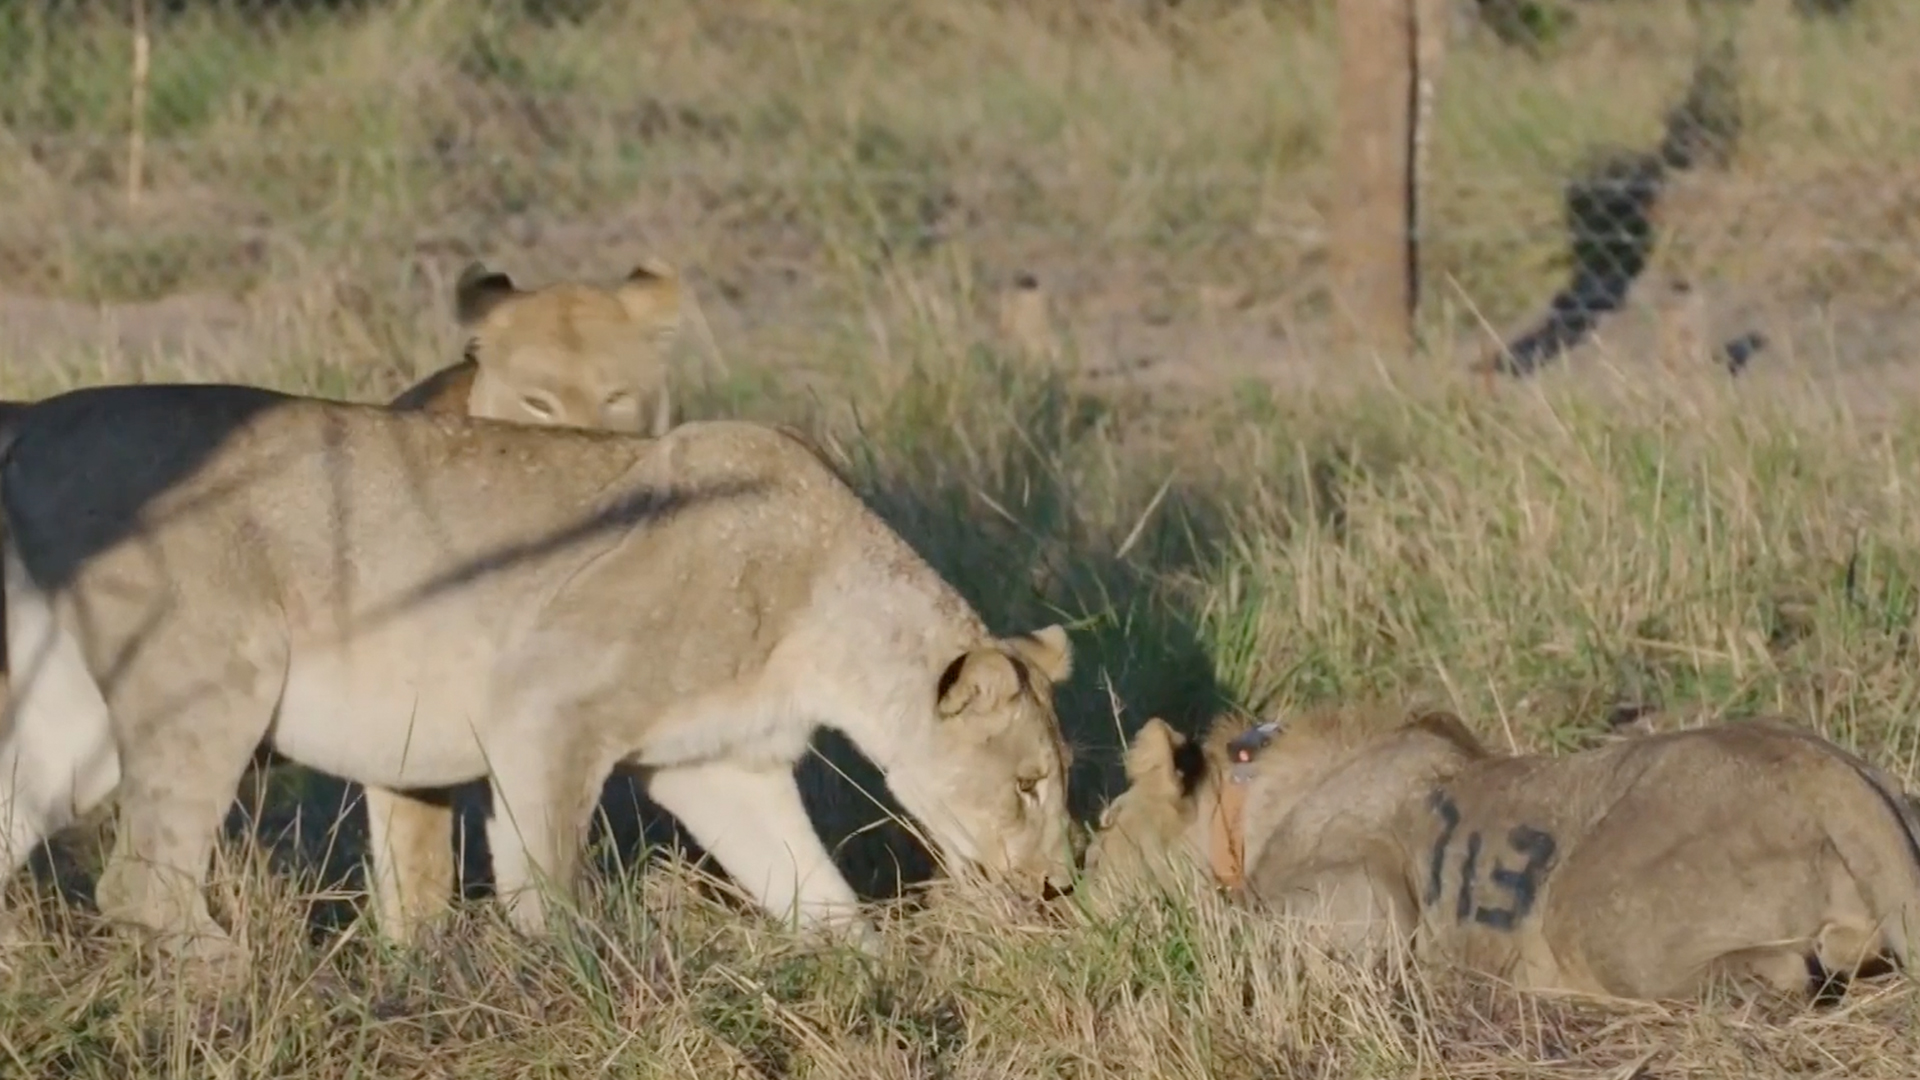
[273, 637, 500, 790]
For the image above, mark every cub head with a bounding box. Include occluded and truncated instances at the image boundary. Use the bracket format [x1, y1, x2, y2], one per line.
[1082, 717, 1211, 890]
[897, 625, 1078, 899]
[1084, 704, 1487, 893]
[455, 260, 683, 436]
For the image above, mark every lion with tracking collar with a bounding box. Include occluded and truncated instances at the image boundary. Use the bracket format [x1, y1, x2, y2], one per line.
[0, 383, 1077, 968]
[1086, 705, 1920, 1001]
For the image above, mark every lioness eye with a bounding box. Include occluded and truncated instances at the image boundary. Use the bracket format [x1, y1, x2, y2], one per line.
[1017, 776, 1041, 797]
[603, 390, 634, 409]
[521, 394, 557, 419]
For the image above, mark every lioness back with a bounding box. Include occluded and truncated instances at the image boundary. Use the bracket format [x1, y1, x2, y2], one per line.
[0, 384, 851, 620]
[1492, 724, 1920, 997]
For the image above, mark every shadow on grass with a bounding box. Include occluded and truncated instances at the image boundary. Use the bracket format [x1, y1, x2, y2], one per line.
[787, 355, 1240, 898]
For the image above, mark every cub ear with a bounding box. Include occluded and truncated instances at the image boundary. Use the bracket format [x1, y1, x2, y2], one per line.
[935, 648, 1024, 720]
[454, 261, 521, 327]
[1004, 624, 1073, 684]
[614, 259, 684, 343]
[1123, 718, 1186, 794]
[1407, 709, 1487, 757]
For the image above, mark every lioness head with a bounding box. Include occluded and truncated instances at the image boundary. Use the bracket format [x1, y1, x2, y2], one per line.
[455, 260, 683, 435]
[902, 625, 1078, 898]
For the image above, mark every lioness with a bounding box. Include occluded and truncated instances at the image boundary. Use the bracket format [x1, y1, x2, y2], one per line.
[1086, 706, 1920, 1001]
[0, 261, 690, 947]
[0, 384, 1077, 966]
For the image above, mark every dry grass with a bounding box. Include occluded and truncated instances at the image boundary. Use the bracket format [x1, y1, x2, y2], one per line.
[4, 0, 1920, 1076]
[6, 819, 1919, 1077]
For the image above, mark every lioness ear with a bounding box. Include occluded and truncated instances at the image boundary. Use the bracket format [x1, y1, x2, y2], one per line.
[614, 260, 684, 343]
[1005, 624, 1073, 684]
[454, 262, 521, 327]
[935, 648, 1023, 720]
[1123, 718, 1186, 792]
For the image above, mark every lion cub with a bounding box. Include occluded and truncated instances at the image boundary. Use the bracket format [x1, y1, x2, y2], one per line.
[368, 259, 684, 941]
[0, 385, 1077, 968]
[391, 259, 682, 434]
[1087, 706, 1920, 1002]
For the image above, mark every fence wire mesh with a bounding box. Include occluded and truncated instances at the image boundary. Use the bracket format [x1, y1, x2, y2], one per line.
[1425, 0, 1882, 378]
[0, 0, 1911, 392]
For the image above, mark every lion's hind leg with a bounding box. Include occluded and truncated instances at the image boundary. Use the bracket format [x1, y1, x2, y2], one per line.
[92, 628, 288, 971]
[1701, 944, 1821, 999]
[1810, 919, 1902, 994]
[1699, 923, 1893, 1004]
[0, 652, 120, 881]
[0, 554, 122, 951]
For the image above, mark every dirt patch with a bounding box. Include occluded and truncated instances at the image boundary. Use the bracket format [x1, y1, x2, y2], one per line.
[2, 214, 1918, 426]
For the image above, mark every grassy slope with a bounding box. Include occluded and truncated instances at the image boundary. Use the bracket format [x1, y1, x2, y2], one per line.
[1, 0, 1919, 1075]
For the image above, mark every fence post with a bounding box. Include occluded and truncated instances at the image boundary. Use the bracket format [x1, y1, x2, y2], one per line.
[128, 0, 150, 209]
[1330, 0, 1424, 359]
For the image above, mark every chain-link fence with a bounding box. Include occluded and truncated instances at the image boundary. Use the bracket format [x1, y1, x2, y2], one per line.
[0, 0, 1911, 391]
[1429, 0, 1896, 379]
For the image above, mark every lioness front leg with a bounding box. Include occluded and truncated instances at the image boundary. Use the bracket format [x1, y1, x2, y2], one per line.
[484, 745, 601, 936]
[363, 784, 456, 943]
[646, 761, 873, 947]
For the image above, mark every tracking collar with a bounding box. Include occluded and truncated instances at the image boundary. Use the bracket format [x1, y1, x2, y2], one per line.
[1205, 720, 1283, 891]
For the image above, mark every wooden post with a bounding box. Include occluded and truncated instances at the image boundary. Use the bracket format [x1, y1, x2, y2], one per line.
[128, 0, 150, 209]
[1413, 0, 1449, 322]
[1330, 0, 1425, 359]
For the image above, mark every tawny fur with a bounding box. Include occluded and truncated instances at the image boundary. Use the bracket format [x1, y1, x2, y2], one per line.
[1087, 705, 1920, 1002]
[0, 384, 1078, 969]
[0, 262, 691, 950]
[391, 259, 682, 434]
